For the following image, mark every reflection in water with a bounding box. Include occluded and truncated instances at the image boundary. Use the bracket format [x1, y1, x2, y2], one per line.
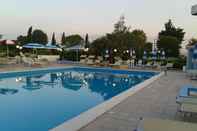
[14, 71, 153, 100]
[0, 88, 18, 95]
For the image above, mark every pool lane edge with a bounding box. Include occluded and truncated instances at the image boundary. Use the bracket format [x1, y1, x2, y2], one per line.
[51, 71, 164, 131]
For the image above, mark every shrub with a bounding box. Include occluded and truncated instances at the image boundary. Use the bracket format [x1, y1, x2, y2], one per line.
[171, 56, 186, 69]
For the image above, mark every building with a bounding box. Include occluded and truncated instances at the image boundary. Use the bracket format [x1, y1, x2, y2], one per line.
[186, 44, 197, 70]
[192, 4, 197, 15]
[186, 5, 197, 70]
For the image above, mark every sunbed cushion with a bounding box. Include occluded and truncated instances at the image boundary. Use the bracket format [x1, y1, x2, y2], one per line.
[188, 88, 197, 97]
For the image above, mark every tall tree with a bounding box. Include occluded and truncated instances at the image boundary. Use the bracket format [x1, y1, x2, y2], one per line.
[64, 34, 84, 47]
[144, 42, 153, 52]
[51, 32, 56, 45]
[159, 20, 185, 42]
[61, 32, 66, 45]
[130, 29, 147, 58]
[90, 15, 148, 60]
[26, 26, 33, 43]
[157, 36, 180, 57]
[0, 34, 2, 39]
[85, 33, 89, 48]
[114, 15, 130, 33]
[32, 29, 48, 45]
[27, 26, 32, 37]
[157, 19, 185, 57]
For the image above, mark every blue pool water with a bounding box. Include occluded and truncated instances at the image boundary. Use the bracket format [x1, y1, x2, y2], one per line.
[0, 67, 157, 131]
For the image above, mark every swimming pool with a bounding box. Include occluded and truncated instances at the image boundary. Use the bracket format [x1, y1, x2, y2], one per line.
[0, 67, 158, 131]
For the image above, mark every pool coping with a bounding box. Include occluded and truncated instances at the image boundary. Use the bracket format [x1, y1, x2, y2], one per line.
[51, 68, 164, 131]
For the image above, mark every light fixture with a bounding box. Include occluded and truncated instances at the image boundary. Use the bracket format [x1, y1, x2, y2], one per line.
[84, 48, 89, 52]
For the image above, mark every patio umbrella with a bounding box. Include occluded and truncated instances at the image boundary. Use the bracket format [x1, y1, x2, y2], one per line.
[45, 43, 62, 51]
[152, 50, 157, 65]
[152, 50, 157, 60]
[23, 43, 45, 55]
[161, 50, 166, 60]
[143, 51, 147, 60]
[22, 43, 45, 49]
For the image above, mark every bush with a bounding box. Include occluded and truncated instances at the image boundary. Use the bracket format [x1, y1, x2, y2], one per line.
[171, 56, 186, 69]
[60, 51, 81, 61]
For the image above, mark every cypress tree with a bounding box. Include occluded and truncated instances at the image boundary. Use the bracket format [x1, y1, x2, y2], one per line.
[61, 32, 66, 45]
[51, 32, 56, 45]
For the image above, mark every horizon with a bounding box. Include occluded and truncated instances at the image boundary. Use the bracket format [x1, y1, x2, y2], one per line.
[0, 0, 197, 42]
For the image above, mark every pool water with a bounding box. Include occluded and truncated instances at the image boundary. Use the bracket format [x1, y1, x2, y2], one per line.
[0, 67, 156, 131]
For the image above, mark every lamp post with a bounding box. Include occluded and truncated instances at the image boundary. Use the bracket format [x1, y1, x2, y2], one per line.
[84, 48, 89, 61]
[16, 45, 23, 64]
[129, 49, 135, 68]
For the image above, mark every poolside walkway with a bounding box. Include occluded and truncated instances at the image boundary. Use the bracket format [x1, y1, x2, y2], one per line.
[79, 71, 197, 131]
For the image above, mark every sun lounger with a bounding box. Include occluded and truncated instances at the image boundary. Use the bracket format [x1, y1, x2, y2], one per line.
[187, 70, 197, 80]
[136, 118, 197, 131]
[80, 59, 86, 64]
[176, 85, 197, 103]
[109, 59, 122, 67]
[166, 63, 173, 69]
[179, 103, 197, 114]
[176, 85, 197, 116]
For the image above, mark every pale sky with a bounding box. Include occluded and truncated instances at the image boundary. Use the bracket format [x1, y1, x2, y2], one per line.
[0, 0, 197, 42]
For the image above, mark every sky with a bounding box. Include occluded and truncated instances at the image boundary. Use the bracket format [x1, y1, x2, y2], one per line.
[0, 0, 197, 43]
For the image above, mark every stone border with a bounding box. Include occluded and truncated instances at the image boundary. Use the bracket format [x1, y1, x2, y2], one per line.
[52, 71, 164, 131]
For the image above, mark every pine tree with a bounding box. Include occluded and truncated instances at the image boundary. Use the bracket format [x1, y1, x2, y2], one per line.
[85, 33, 89, 48]
[51, 32, 56, 45]
[27, 26, 33, 43]
[61, 32, 66, 45]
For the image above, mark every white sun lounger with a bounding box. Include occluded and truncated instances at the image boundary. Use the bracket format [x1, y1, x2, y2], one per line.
[136, 118, 197, 131]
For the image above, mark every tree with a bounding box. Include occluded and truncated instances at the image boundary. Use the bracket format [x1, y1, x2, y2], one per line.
[32, 29, 48, 45]
[130, 29, 147, 58]
[17, 35, 27, 45]
[159, 20, 185, 42]
[51, 32, 56, 45]
[188, 38, 197, 47]
[157, 36, 180, 57]
[90, 15, 148, 60]
[64, 34, 84, 47]
[61, 32, 66, 45]
[90, 36, 108, 56]
[114, 15, 130, 33]
[26, 26, 33, 43]
[157, 19, 185, 57]
[85, 33, 90, 48]
[0, 34, 2, 39]
[144, 42, 153, 52]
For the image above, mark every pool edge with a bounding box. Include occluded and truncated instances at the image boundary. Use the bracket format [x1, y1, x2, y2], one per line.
[51, 71, 164, 131]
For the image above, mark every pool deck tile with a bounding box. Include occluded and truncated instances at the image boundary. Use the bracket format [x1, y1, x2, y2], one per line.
[79, 71, 197, 131]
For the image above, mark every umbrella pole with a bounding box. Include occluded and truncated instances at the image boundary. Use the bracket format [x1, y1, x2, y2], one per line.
[7, 45, 9, 58]
[76, 49, 78, 61]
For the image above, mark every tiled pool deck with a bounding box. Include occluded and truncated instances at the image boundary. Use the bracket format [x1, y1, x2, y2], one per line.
[79, 71, 197, 131]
